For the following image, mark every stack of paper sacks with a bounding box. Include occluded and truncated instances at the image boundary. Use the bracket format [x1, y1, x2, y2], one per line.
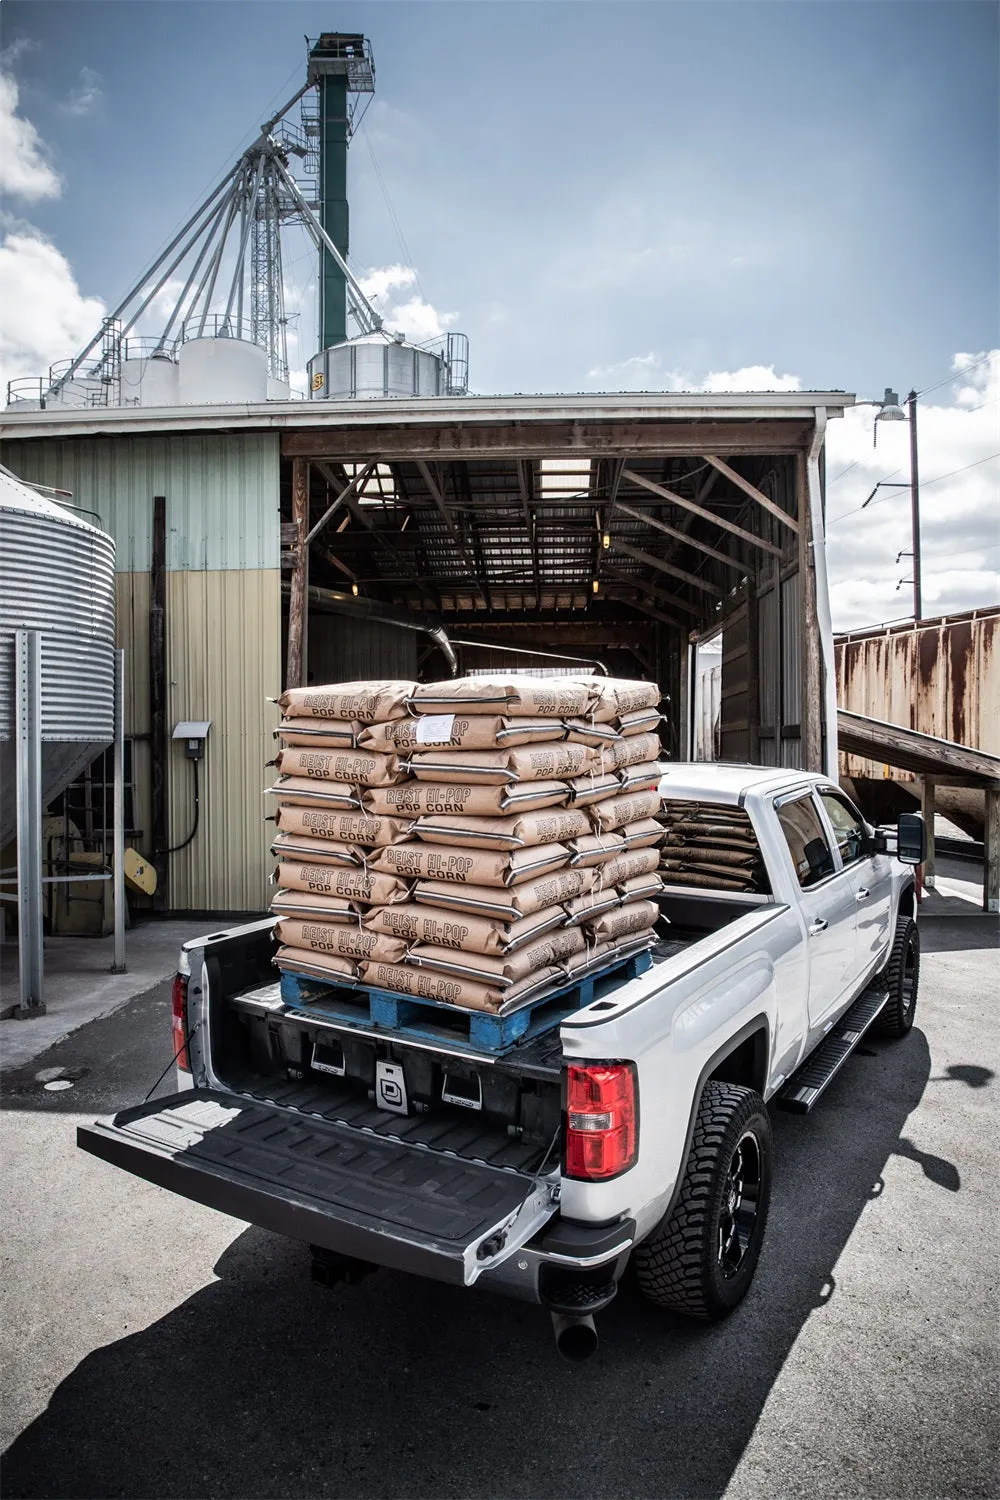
[265, 676, 666, 1012]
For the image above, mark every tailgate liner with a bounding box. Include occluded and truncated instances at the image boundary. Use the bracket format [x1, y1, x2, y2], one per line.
[79, 1090, 551, 1285]
[220, 1069, 548, 1173]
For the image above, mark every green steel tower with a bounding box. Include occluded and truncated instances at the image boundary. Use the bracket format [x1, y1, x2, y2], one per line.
[306, 34, 375, 352]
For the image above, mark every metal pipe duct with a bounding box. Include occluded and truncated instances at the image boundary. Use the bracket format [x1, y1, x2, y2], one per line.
[300, 584, 458, 675]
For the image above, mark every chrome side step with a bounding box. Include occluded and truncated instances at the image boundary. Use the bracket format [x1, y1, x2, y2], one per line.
[777, 987, 889, 1114]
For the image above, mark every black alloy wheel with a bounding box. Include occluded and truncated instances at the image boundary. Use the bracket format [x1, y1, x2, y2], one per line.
[633, 1080, 772, 1320]
[718, 1130, 763, 1280]
[876, 916, 920, 1039]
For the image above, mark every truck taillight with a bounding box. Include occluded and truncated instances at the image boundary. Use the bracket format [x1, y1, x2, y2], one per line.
[564, 1063, 638, 1181]
[171, 974, 190, 1072]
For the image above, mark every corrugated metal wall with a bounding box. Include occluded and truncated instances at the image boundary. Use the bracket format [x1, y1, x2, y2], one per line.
[757, 584, 780, 765]
[779, 570, 802, 768]
[836, 608, 1000, 781]
[712, 564, 805, 769]
[2, 434, 279, 571]
[3, 433, 281, 912]
[167, 571, 279, 911]
[307, 615, 418, 684]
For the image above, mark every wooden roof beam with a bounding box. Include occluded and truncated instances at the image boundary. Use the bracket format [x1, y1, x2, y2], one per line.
[414, 459, 488, 602]
[703, 454, 799, 534]
[602, 562, 702, 617]
[604, 587, 686, 630]
[614, 499, 744, 572]
[609, 538, 724, 598]
[621, 467, 783, 557]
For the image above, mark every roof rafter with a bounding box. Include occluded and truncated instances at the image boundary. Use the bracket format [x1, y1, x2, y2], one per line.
[702, 454, 798, 534]
[622, 467, 782, 557]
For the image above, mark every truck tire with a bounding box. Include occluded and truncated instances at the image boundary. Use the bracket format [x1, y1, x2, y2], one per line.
[875, 916, 919, 1039]
[633, 1080, 772, 1321]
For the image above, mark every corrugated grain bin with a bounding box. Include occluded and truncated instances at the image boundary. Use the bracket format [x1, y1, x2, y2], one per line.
[0, 467, 116, 844]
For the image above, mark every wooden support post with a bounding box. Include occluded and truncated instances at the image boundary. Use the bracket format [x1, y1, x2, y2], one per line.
[797, 453, 823, 773]
[921, 779, 936, 889]
[984, 788, 1000, 915]
[149, 494, 168, 908]
[286, 458, 309, 690]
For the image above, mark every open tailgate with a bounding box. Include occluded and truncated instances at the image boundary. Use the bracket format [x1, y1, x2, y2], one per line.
[78, 1089, 555, 1286]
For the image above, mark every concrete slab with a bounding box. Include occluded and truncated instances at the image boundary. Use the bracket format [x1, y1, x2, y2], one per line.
[0, 915, 997, 1497]
[0, 920, 225, 1071]
[921, 853, 991, 918]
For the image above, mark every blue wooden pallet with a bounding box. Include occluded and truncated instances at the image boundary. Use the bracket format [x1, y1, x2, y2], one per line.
[278, 947, 652, 1056]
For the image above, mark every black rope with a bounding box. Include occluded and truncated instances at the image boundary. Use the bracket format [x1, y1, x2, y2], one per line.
[142, 1020, 200, 1103]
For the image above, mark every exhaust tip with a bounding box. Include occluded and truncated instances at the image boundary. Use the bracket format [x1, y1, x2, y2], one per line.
[552, 1312, 599, 1362]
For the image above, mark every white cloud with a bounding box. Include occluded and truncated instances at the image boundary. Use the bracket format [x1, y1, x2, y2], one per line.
[699, 365, 800, 394]
[357, 262, 457, 343]
[0, 232, 105, 391]
[0, 71, 61, 201]
[586, 354, 800, 393]
[825, 351, 999, 631]
[357, 264, 417, 302]
[61, 66, 103, 117]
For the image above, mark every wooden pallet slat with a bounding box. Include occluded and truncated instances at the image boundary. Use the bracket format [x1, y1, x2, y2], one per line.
[278, 948, 652, 1055]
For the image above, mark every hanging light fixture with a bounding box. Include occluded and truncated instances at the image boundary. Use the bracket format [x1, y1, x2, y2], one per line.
[875, 387, 906, 422]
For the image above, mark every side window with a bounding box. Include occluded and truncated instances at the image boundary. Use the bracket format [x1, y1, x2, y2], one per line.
[819, 791, 870, 867]
[776, 795, 835, 889]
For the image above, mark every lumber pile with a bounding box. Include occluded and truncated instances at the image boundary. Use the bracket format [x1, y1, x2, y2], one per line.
[265, 676, 667, 1012]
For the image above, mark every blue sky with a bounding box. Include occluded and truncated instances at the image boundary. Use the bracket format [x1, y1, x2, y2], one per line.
[1, 0, 997, 626]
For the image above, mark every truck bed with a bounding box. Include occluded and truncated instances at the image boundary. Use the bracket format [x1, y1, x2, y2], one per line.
[198, 886, 762, 1174]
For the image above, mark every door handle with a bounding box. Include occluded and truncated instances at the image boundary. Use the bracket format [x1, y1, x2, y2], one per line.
[854, 888, 870, 902]
[808, 918, 828, 935]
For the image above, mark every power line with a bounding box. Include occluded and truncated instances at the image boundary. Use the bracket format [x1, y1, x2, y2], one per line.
[828, 458, 861, 486]
[358, 124, 427, 305]
[915, 352, 995, 400]
[827, 452, 1000, 527]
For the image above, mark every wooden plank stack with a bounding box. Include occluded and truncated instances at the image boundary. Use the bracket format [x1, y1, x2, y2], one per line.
[265, 676, 668, 1012]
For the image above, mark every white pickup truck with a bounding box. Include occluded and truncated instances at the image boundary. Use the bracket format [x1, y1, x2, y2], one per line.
[79, 765, 924, 1361]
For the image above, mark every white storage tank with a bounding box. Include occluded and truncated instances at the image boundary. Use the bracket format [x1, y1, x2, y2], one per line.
[178, 336, 268, 405]
[51, 375, 105, 408]
[120, 352, 180, 407]
[267, 375, 292, 401]
[0, 468, 116, 847]
[308, 334, 445, 401]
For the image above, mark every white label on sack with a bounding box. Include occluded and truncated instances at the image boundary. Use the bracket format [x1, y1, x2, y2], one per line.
[415, 713, 456, 745]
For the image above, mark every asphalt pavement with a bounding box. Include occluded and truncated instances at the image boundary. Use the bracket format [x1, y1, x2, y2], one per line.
[1, 913, 997, 1500]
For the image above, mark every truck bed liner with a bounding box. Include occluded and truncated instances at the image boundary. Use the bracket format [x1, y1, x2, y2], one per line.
[79, 1090, 556, 1286]
[223, 1069, 552, 1173]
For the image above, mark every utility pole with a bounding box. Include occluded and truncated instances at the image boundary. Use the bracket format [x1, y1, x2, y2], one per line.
[907, 390, 922, 622]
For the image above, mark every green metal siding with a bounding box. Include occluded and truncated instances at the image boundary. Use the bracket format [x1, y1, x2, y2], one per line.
[1, 432, 280, 572]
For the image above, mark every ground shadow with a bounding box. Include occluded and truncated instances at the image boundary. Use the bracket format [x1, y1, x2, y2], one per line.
[1, 1027, 949, 1500]
[918, 915, 998, 953]
[0, 980, 180, 1117]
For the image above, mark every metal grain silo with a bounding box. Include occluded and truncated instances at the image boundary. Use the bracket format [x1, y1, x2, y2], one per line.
[0, 467, 117, 846]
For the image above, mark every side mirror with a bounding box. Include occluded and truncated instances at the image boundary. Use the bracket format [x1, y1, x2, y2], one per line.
[896, 811, 926, 865]
[872, 828, 889, 855]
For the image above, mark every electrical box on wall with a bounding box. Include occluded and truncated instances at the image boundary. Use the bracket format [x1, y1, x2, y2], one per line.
[172, 721, 211, 760]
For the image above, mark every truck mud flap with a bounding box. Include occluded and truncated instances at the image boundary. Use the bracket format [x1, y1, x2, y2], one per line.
[78, 1089, 556, 1287]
